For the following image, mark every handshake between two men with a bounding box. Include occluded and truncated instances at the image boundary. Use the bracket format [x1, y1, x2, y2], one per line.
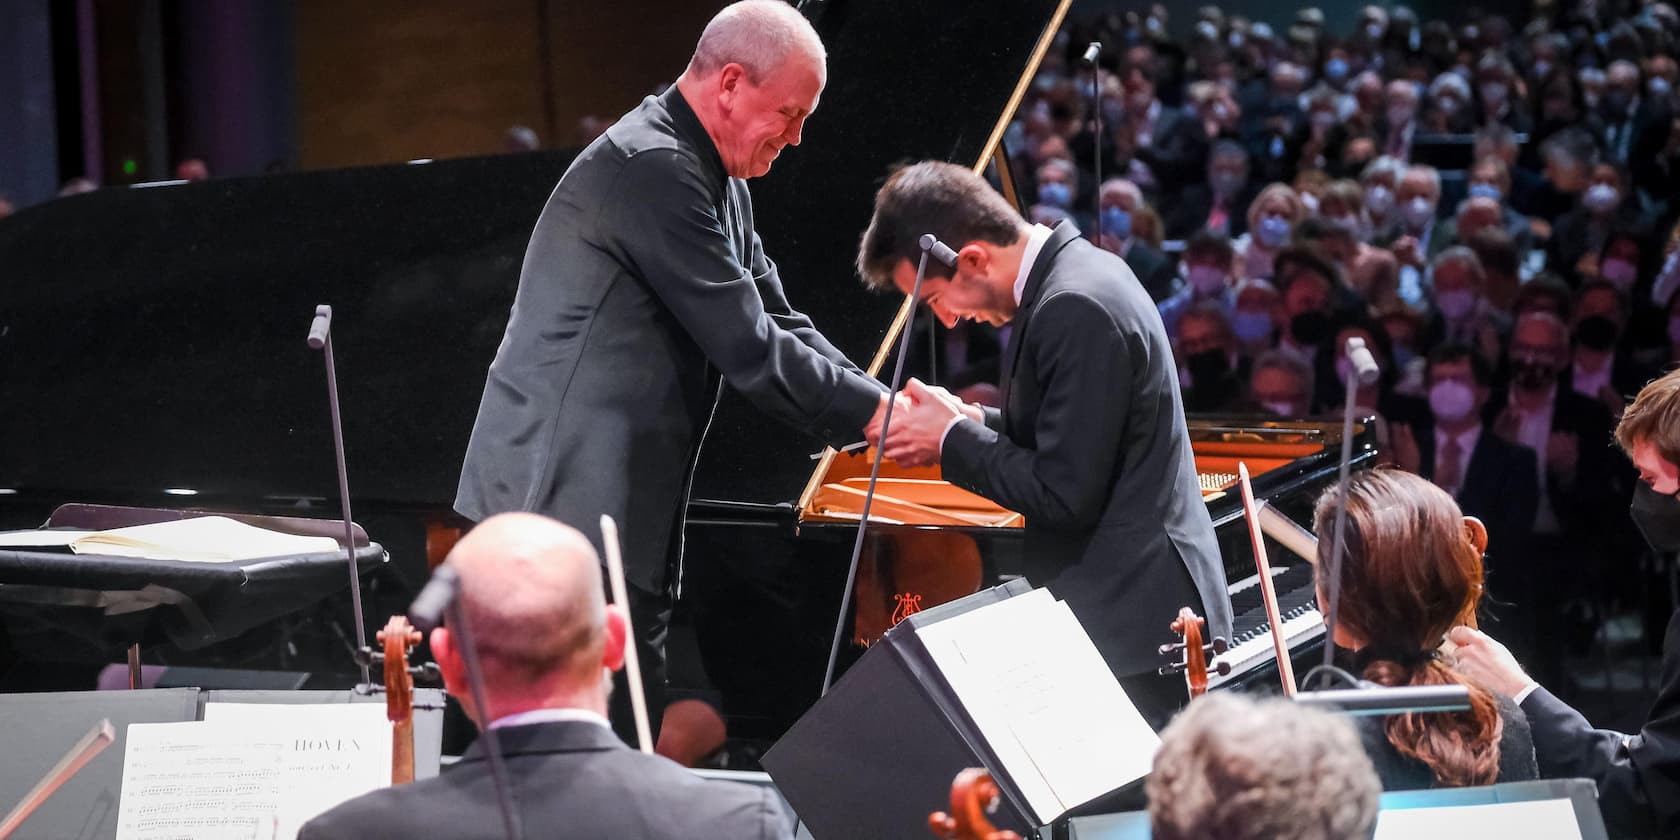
[861, 379, 984, 469]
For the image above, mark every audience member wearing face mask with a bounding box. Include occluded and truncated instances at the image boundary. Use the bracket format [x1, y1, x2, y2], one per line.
[1464, 156, 1536, 253]
[1233, 183, 1305, 281]
[1174, 303, 1248, 413]
[1247, 349, 1316, 418]
[1391, 345, 1539, 577]
[1230, 277, 1281, 355]
[1358, 155, 1405, 233]
[1423, 247, 1510, 365]
[1550, 162, 1652, 284]
[1485, 311, 1627, 690]
[1270, 245, 1347, 409]
[1159, 229, 1237, 338]
[1095, 177, 1177, 301]
[1571, 279, 1659, 419]
[1166, 140, 1256, 240]
[1136, 80, 1239, 199]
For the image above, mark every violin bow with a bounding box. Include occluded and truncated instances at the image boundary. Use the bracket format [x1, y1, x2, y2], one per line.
[1237, 462, 1296, 697]
[600, 515, 655, 754]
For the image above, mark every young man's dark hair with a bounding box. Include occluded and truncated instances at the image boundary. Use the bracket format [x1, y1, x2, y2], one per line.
[1427, 343, 1494, 388]
[856, 161, 1023, 291]
[1183, 229, 1236, 265]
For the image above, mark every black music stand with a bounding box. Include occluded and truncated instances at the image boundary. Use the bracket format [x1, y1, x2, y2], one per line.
[0, 504, 384, 686]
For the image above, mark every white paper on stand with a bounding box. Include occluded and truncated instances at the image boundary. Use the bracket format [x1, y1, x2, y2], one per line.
[1374, 798, 1583, 840]
[914, 589, 1161, 824]
[115, 713, 390, 840]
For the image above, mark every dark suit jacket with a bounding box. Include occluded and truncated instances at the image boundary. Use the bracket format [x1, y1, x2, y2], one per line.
[940, 225, 1234, 678]
[300, 721, 791, 840]
[455, 88, 881, 591]
[1414, 424, 1540, 569]
[1121, 239, 1180, 303]
[1483, 383, 1622, 539]
[1164, 183, 1256, 241]
[1522, 608, 1680, 838]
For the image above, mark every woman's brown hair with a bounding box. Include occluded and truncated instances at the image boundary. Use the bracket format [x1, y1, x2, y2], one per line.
[1313, 469, 1502, 787]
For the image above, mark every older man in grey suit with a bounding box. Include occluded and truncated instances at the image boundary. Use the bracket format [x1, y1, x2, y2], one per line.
[456, 1, 889, 742]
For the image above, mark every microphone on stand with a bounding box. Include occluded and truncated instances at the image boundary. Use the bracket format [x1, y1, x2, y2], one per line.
[1083, 41, 1103, 243]
[306, 305, 370, 687]
[408, 567, 523, 840]
[1316, 336, 1380, 684]
[820, 234, 958, 695]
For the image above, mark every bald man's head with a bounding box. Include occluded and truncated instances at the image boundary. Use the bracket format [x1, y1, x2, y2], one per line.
[446, 513, 608, 691]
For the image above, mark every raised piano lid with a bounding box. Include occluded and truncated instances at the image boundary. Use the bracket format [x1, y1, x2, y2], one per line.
[0, 0, 1069, 519]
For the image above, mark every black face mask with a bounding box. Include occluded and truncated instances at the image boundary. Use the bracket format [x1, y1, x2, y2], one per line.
[1187, 349, 1232, 386]
[1511, 360, 1558, 391]
[1291, 311, 1334, 345]
[1631, 482, 1680, 553]
[1575, 316, 1620, 352]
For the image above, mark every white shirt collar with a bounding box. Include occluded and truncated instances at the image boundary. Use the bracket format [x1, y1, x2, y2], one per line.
[1014, 224, 1055, 306]
[488, 707, 612, 731]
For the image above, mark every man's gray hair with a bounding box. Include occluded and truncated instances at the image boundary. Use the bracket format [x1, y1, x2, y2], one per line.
[1251, 349, 1316, 408]
[687, 0, 826, 83]
[1148, 693, 1381, 840]
[1360, 155, 1405, 185]
[1431, 245, 1486, 291]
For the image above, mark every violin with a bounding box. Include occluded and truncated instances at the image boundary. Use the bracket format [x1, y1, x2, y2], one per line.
[377, 615, 422, 784]
[1157, 606, 1229, 699]
[929, 768, 1021, 840]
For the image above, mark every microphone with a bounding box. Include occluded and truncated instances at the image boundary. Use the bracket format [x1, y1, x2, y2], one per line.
[821, 234, 952, 695]
[306, 305, 331, 350]
[1083, 42, 1104, 243]
[406, 567, 522, 840]
[306, 304, 369, 686]
[1345, 337, 1380, 385]
[408, 564, 458, 633]
[1317, 335, 1378, 683]
[919, 233, 957, 267]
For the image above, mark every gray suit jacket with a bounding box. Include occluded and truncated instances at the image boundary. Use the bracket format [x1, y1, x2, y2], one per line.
[456, 88, 882, 591]
[299, 721, 792, 840]
[941, 224, 1234, 678]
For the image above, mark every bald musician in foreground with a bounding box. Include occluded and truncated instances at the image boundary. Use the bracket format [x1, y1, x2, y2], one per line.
[1450, 367, 1680, 838]
[299, 514, 793, 839]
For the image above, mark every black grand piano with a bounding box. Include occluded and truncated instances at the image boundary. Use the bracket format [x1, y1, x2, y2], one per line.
[0, 0, 1374, 733]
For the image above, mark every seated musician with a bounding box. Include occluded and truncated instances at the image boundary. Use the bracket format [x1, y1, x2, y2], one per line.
[1148, 692, 1380, 840]
[1314, 469, 1538, 789]
[1450, 367, 1680, 838]
[300, 513, 792, 840]
[857, 161, 1233, 728]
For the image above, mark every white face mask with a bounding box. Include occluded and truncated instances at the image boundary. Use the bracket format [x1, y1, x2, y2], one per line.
[1187, 265, 1227, 294]
[1583, 183, 1621, 213]
[1402, 195, 1437, 229]
[1261, 400, 1297, 417]
[1365, 184, 1395, 216]
[1429, 379, 1477, 422]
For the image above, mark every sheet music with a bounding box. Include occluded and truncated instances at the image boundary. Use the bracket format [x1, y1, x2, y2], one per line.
[915, 589, 1161, 823]
[115, 714, 390, 840]
[1374, 798, 1582, 839]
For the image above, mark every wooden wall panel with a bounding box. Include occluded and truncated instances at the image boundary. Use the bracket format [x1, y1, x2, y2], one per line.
[294, 0, 545, 170]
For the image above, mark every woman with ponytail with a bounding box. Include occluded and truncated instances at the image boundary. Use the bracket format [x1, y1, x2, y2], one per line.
[1312, 469, 1538, 789]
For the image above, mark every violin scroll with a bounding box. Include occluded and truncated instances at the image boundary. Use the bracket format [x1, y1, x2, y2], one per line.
[929, 768, 1021, 840]
[377, 615, 423, 784]
[1157, 606, 1229, 698]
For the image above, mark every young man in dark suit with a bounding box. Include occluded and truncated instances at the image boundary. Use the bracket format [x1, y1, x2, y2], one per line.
[1451, 368, 1680, 840]
[454, 1, 891, 742]
[300, 513, 791, 840]
[855, 161, 1233, 728]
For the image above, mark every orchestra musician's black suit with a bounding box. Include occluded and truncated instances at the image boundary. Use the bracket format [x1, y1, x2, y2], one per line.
[1521, 607, 1680, 838]
[940, 223, 1233, 724]
[299, 721, 793, 840]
